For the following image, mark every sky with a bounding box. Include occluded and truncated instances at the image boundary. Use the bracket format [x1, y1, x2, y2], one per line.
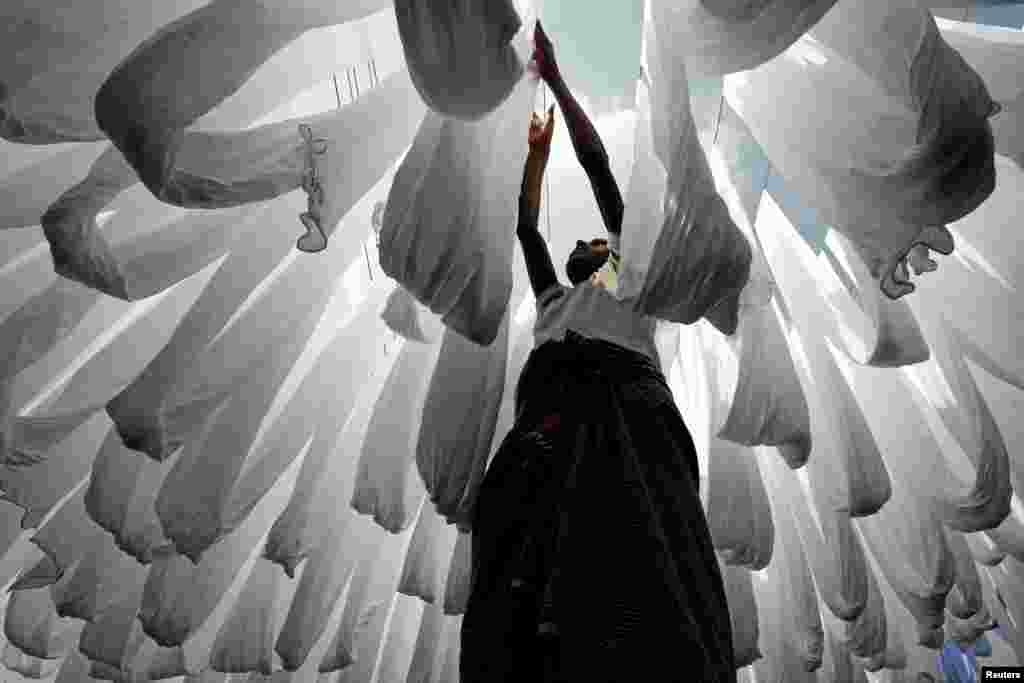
[539, 1, 1024, 252]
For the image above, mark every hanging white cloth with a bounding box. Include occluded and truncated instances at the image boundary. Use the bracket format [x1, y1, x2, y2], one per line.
[702, 135, 812, 458]
[655, 0, 840, 77]
[936, 18, 1024, 170]
[808, 0, 997, 228]
[727, 0, 996, 301]
[616, 4, 752, 334]
[394, 0, 525, 120]
[719, 560, 762, 668]
[757, 195, 892, 517]
[378, 57, 534, 345]
[93, 0, 393, 205]
[0, 0, 206, 143]
[817, 230, 930, 368]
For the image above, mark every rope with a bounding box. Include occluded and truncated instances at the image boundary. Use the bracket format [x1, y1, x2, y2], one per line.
[713, 91, 725, 145]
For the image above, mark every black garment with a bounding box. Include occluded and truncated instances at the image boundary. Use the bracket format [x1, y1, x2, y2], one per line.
[460, 332, 735, 683]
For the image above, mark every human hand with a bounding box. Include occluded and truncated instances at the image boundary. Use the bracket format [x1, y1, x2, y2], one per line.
[532, 21, 560, 84]
[528, 105, 556, 160]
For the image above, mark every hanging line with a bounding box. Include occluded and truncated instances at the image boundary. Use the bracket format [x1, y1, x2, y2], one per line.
[332, 73, 343, 109]
[712, 91, 725, 145]
[339, 61, 376, 280]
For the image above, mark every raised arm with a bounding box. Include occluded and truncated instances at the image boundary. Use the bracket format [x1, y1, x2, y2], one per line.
[533, 21, 624, 244]
[518, 106, 559, 299]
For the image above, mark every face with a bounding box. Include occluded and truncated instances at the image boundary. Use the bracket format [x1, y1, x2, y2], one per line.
[566, 238, 610, 285]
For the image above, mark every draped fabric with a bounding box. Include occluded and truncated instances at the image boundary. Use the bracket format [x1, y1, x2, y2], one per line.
[616, 1, 752, 334]
[378, 70, 535, 345]
[394, 0, 525, 121]
[0, 0, 1020, 682]
[661, 0, 840, 77]
[727, 0, 997, 300]
[937, 17, 1024, 170]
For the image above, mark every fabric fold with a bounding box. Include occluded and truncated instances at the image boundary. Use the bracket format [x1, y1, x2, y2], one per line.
[394, 0, 525, 120]
[378, 55, 534, 345]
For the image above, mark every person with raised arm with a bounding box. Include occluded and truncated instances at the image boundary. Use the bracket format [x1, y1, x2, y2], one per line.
[459, 22, 736, 683]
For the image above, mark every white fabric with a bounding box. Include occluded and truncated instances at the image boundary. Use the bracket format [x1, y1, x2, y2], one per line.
[398, 503, 459, 606]
[137, 450, 303, 650]
[0, 0, 206, 143]
[808, 0, 997, 226]
[406, 602, 448, 683]
[903, 312, 1014, 533]
[0, 143, 109, 229]
[760, 444, 870, 622]
[839, 359, 959, 641]
[947, 528, 986, 620]
[0, 1, 1020, 680]
[658, 0, 840, 77]
[907, 155, 1024, 393]
[352, 333, 440, 533]
[757, 196, 892, 517]
[443, 532, 472, 616]
[378, 43, 534, 345]
[533, 283, 660, 364]
[749, 479, 821, 681]
[376, 594, 425, 683]
[45, 69, 424, 297]
[701, 110, 812, 459]
[394, 0, 525, 120]
[93, 0, 393, 203]
[708, 294, 812, 463]
[719, 561, 762, 668]
[616, 7, 752, 333]
[705, 438, 775, 571]
[701, 330, 776, 569]
[416, 318, 509, 528]
[313, 517, 409, 677]
[381, 286, 436, 343]
[153, 239, 338, 564]
[727, 0, 995, 300]
[262, 278, 398, 576]
[103, 195, 308, 461]
[759, 453, 825, 673]
[819, 230, 931, 368]
[937, 18, 1024, 171]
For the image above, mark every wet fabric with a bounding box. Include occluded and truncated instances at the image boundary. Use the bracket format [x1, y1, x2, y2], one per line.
[937, 18, 1024, 171]
[461, 333, 734, 682]
[664, 0, 840, 77]
[93, 0, 392, 205]
[616, 7, 752, 334]
[378, 42, 535, 345]
[727, 1, 996, 300]
[394, 0, 525, 120]
[0, 0, 1022, 680]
